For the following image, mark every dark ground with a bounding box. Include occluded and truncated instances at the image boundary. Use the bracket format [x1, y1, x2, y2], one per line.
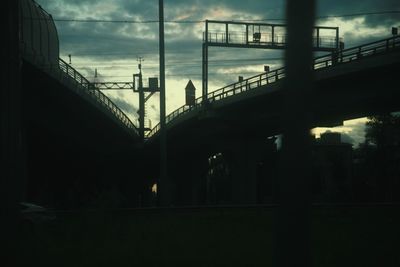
[13, 205, 400, 266]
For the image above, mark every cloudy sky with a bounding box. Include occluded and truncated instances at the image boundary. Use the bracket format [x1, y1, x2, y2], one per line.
[35, 0, 399, 145]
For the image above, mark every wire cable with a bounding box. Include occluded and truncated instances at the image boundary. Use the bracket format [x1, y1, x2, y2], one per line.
[40, 11, 400, 24]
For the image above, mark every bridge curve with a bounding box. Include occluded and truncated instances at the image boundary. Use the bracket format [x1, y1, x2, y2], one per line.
[143, 36, 400, 206]
[20, 0, 139, 138]
[147, 36, 400, 142]
[19, 0, 145, 209]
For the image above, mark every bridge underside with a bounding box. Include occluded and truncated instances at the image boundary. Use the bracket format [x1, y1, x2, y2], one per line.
[145, 55, 400, 206]
[148, 59, 400, 151]
[22, 61, 147, 208]
[20, 50, 400, 208]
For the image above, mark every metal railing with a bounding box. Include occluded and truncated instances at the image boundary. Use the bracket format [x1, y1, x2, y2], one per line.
[147, 35, 400, 138]
[22, 0, 138, 136]
[204, 31, 339, 49]
[57, 58, 138, 134]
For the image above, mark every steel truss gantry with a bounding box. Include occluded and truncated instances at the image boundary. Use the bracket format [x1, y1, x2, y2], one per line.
[202, 20, 342, 101]
[87, 63, 160, 140]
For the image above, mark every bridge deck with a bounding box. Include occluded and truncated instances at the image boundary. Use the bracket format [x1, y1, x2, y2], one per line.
[147, 36, 400, 139]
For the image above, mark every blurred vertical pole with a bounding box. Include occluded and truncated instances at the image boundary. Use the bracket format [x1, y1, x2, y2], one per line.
[159, 0, 169, 206]
[274, 0, 315, 267]
[202, 21, 208, 103]
[2, 0, 24, 262]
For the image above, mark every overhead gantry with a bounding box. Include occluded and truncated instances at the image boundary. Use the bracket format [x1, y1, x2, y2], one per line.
[202, 20, 342, 101]
[86, 61, 160, 140]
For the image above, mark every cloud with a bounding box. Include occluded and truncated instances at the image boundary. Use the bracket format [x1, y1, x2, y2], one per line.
[341, 132, 356, 145]
[312, 118, 368, 147]
[111, 97, 139, 122]
[34, 0, 399, 126]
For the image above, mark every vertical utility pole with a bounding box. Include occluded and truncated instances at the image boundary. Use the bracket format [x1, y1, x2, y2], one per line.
[137, 57, 145, 139]
[274, 0, 315, 267]
[202, 20, 208, 103]
[159, 0, 169, 206]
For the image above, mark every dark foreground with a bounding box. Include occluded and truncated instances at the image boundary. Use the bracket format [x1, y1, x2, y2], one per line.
[12, 204, 400, 266]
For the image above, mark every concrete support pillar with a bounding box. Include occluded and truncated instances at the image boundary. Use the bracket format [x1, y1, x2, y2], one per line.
[169, 152, 209, 206]
[190, 158, 208, 205]
[228, 141, 260, 205]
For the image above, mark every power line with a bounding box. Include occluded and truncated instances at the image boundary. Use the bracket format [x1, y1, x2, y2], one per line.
[53, 18, 159, 23]
[85, 72, 263, 77]
[316, 10, 400, 20]
[72, 64, 282, 73]
[66, 57, 285, 66]
[38, 11, 400, 24]
[61, 50, 282, 57]
[255, 10, 400, 21]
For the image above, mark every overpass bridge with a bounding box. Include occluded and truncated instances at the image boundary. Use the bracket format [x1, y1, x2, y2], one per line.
[17, 0, 400, 208]
[148, 35, 400, 142]
[19, 0, 144, 208]
[144, 36, 400, 205]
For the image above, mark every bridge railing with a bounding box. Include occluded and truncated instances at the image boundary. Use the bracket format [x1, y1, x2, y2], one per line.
[314, 36, 400, 69]
[147, 35, 400, 138]
[205, 31, 339, 49]
[58, 58, 138, 134]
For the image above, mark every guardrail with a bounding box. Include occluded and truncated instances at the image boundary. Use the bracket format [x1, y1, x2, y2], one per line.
[23, 0, 138, 137]
[204, 31, 339, 49]
[147, 35, 400, 138]
[58, 58, 138, 134]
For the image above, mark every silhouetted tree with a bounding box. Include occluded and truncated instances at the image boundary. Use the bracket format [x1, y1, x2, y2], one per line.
[361, 113, 400, 201]
[365, 114, 400, 147]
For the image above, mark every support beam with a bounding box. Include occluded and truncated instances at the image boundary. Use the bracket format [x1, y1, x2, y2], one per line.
[225, 23, 229, 44]
[229, 143, 258, 204]
[202, 20, 209, 102]
[138, 70, 145, 139]
[271, 25, 275, 45]
[201, 19, 339, 105]
[336, 27, 340, 51]
[202, 43, 208, 102]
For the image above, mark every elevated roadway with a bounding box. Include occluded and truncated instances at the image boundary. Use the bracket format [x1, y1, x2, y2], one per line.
[144, 36, 400, 205]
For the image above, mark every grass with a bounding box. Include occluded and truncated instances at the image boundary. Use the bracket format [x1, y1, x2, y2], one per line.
[13, 205, 400, 266]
